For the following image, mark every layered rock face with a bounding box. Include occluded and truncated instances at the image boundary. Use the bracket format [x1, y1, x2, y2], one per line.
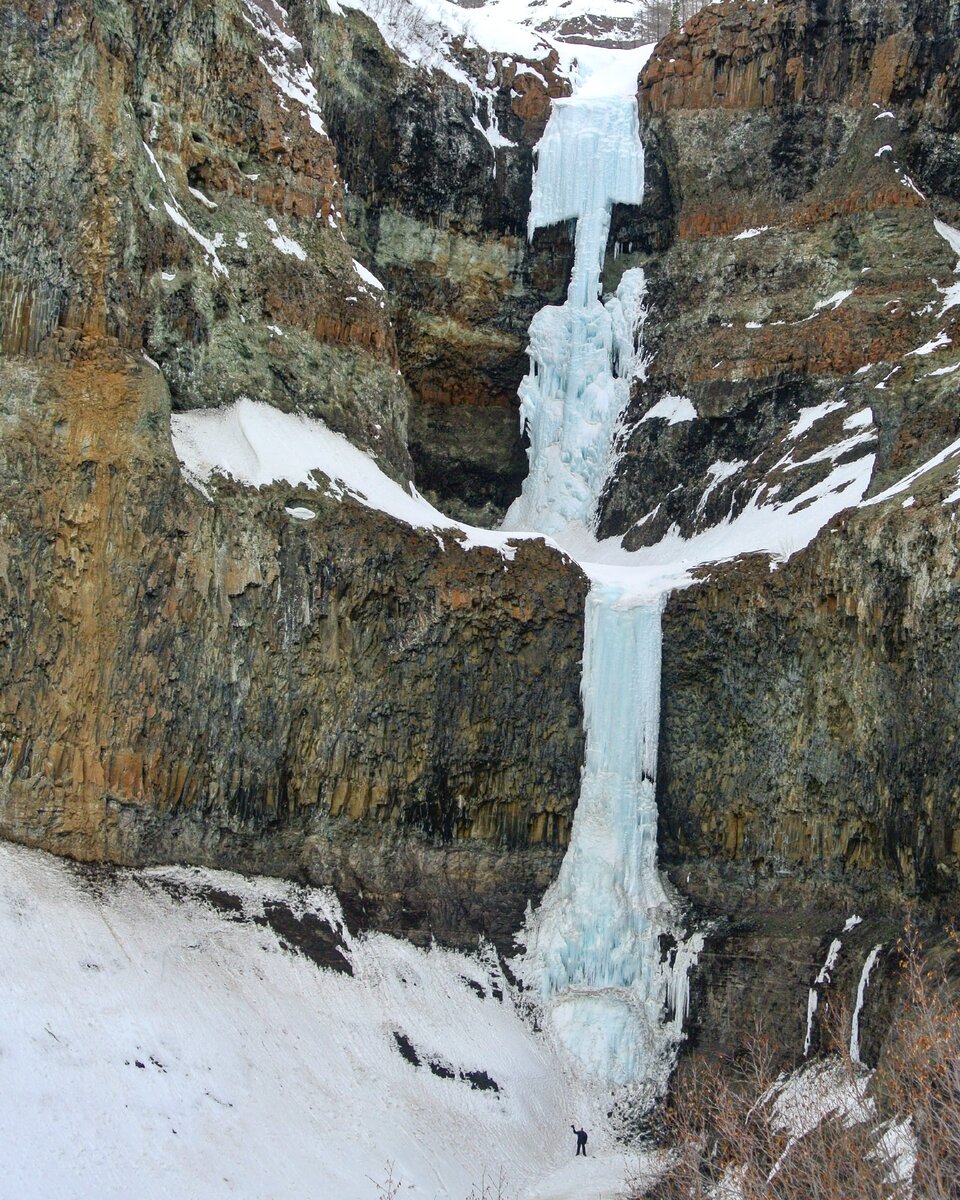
[599, 0, 960, 1064]
[294, 2, 575, 524]
[1, 0, 411, 473]
[604, 0, 960, 547]
[0, 0, 588, 950]
[661, 496, 960, 1066]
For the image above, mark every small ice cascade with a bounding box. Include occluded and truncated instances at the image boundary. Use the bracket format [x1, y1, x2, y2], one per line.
[502, 95, 648, 539]
[508, 94, 691, 1087]
[850, 944, 883, 1065]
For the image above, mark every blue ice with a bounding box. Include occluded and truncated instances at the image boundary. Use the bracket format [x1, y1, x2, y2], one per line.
[507, 95, 698, 1089]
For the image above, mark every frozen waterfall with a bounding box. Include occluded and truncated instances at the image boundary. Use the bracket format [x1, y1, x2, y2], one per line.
[507, 93, 694, 1088]
[502, 96, 647, 539]
[524, 585, 673, 1085]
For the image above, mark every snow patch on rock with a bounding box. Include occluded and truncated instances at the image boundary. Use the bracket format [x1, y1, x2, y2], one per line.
[171, 397, 531, 558]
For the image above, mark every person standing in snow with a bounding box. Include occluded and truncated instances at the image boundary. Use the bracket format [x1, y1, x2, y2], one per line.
[571, 1125, 588, 1156]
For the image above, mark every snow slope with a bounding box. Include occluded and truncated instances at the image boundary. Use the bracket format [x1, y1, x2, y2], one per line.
[0, 842, 659, 1200]
[171, 396, 530, 558]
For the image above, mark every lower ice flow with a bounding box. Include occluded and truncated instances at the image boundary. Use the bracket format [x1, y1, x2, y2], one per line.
[507, 93, 696, 1086]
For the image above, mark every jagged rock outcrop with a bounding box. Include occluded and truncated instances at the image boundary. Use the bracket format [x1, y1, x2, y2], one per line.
[599, 0, 960, 1067]
[603, 0, 960, 547]
[0, 0, 589, 951]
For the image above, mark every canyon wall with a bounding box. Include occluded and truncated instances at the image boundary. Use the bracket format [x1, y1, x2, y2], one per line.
[4, 0, 960, 1075]
[0, 0, 587, 950]
[609, 0, 960, 1065]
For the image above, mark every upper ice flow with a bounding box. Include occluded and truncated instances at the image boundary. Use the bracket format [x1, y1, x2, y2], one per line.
[502, 95, 647, 538]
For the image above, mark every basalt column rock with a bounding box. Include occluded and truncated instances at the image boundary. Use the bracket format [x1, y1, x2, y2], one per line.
[659, 488, 960, 1066]
[0, 348, 588, 951]
[0, 0, 591, 953]
[589, 0, 960, 1066]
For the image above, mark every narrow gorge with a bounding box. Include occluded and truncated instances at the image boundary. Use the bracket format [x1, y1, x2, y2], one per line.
[2, 0, 960, 1195]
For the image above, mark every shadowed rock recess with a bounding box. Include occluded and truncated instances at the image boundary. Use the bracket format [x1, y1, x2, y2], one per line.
[0, 0, 588, 950]
[596, 0, 960, 1066]
[293, 0, 576, 525]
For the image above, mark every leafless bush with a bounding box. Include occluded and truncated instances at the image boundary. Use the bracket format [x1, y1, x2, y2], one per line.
[874, 927, 960, 1200]
[464, 1166, 514, 1200]
[364, 0, 434, 47]
[369, 1162, 512, 1200]
[368, 1161, 410, 1199]
[642, 1043, 892, 1200]
[637, 928, 960, 1200]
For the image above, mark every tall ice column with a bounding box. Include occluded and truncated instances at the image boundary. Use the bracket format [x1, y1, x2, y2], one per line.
[507, 90, 691, 1088]
[502, 96, 647, 538]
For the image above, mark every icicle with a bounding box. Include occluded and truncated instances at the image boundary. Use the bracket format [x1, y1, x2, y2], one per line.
[850, 945, 883, 1065]
[817, 938, 843, 984]
[804, 937, 843, 1056]
[665, 931, 706, 1040]
[803, 988, 819, 1058]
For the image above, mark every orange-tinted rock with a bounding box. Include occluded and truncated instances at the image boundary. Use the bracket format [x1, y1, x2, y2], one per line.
[0, 346, 588, 949]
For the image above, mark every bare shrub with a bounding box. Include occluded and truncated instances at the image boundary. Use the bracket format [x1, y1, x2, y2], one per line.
[638, 928, 960, 1200]
[874, 926, 960, 1200]
[368, 1161, 410, 1199]
[364, 0, 433, 47]
[643, 1042, 893, 1200]
[369, 1162, 513, 1200]
[464, 1166, 513, 1200]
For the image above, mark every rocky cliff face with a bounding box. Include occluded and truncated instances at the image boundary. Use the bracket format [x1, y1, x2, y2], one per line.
[0, 0, 588, 952]
[1, 0, 413, 473]
[292, 1, 575, 524]
[600, 0, 960, 1066]
[660, 493, 960, 1066]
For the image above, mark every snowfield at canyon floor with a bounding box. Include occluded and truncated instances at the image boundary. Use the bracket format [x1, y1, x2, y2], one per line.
[0, 841, 663, 1200]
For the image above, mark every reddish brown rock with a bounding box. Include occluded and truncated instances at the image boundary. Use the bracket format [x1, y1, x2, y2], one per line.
[0, 345, 588, 951]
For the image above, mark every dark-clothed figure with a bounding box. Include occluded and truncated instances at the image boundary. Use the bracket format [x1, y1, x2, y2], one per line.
[572, 1125, 588, 1156]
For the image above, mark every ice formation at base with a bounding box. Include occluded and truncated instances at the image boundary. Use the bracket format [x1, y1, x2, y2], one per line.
[507, 93, 694, 1088]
